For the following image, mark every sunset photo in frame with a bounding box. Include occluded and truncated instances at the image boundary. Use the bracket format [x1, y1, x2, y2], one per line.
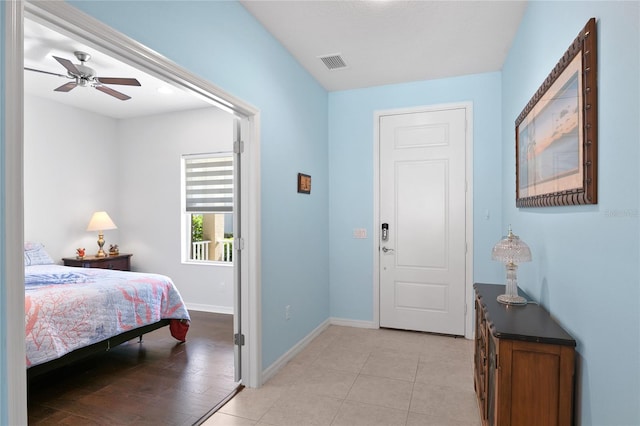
[515, 18, 598, 207]
[297, 173, 311, 194]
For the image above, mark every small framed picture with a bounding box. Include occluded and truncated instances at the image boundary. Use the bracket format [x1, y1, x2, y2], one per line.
[297, 173, 311, 194]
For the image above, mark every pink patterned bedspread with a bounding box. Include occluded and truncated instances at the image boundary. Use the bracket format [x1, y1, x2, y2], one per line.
[25, 264, 190, 368]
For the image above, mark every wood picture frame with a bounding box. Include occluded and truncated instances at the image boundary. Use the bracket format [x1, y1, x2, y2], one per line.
[515, 18, 598, 207]
[297, 173, 311, 194]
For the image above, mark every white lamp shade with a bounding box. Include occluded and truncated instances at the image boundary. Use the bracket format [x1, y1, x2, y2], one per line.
[491, 227, 531, 264]
[86, 211, 117, 232]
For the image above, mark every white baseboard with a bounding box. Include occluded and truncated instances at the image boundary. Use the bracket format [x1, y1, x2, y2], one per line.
[186, 303, 234, 315]
[329, 317, 378, 329]
[261, 318, 331, 384]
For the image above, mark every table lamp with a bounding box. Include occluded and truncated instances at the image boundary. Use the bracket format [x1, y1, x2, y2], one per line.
[86, 211, 117, 257]
[492, 225, 531, 305]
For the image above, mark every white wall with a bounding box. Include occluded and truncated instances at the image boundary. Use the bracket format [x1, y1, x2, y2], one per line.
[24, 94, 121, 259]
[116, 107, 235, 313]
[24, 94, 234, 312]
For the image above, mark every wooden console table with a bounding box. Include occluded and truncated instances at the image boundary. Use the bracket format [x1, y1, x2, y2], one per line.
[474, 283, 576, 426]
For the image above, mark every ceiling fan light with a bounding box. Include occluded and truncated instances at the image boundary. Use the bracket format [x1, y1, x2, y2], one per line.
[27, 50, 139, 101]
[76, 64, 96, 78]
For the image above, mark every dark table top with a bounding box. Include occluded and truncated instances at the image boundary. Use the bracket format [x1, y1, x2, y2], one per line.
[474, 283, 576, 347]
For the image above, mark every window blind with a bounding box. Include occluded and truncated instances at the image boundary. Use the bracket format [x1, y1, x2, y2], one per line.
[184, 156, 233, 213]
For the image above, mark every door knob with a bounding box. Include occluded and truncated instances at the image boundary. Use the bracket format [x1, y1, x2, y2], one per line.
[382, 247, 394, 253]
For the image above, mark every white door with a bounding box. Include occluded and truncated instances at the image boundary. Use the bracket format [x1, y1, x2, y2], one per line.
[379, 107, 467, 335]
[232, 117, 242, 382]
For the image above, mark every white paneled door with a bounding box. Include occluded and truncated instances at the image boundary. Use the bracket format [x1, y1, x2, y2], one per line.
[379, 108, 467, 335]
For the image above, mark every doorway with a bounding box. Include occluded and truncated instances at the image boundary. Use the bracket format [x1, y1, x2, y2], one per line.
[4, 1, 261, 423]
[373, 103, 474, 337]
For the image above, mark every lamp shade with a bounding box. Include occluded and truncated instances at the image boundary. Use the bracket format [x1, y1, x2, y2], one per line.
[86, 211, 117, 232]
[491, 226, 531, 264]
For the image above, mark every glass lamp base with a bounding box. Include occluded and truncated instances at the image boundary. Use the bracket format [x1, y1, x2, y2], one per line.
[497, 294, 527, 306]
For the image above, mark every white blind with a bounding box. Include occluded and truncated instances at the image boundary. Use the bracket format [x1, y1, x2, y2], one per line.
[184, 155, 233, 213]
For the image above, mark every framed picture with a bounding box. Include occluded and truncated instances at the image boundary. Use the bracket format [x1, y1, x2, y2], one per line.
[297, 173, 311, 194]
[515, 18, 598, 207]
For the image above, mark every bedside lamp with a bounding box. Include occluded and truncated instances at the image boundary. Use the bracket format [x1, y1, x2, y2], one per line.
[492, 225, 531, 305]
[87, 211, 117, 258]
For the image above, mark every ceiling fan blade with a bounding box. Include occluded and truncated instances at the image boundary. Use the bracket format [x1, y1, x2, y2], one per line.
[95, 85, 131, 101]
[54, 82, 77, 92]
[53, 56, 80, 76]
[97, 77, 141, 86]
[24, 67, 70, 79]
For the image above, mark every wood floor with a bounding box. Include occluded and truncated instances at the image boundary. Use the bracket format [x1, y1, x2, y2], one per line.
[28, 311, 238, 425]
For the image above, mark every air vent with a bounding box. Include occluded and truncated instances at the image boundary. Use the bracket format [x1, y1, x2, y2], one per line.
[319, 54, 347, 70]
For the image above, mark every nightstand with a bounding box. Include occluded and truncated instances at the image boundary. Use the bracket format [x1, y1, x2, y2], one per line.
[62, 253, 132, 271]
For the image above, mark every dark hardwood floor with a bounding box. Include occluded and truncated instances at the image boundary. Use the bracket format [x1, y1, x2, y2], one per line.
[28, 311, 238, 425]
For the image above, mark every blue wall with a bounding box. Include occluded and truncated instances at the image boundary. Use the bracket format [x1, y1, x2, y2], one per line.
[66, 0, 330, 370]
[2, 0, 639, 422]
[328, 73, 504, 320]
[502, 2, 640, 424]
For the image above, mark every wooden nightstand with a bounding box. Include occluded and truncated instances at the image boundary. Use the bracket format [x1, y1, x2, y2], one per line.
[62, 253, 132, 271]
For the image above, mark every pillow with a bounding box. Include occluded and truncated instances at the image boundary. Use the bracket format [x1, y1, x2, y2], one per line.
[24, 242, 54, 266]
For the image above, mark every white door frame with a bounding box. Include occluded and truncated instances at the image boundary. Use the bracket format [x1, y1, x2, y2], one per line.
[4, 2, 262, 423]
[373, 102, 474, 339]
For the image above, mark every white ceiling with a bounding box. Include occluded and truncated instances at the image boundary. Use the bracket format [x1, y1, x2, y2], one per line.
[240, 0, 528, 91]
[24, 19, 211, 119]
[24, 1, 527, 118]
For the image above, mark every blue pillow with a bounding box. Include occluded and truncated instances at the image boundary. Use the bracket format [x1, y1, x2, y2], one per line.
[24, 242, 54, 266]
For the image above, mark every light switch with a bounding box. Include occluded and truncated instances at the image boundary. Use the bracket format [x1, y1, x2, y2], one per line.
[353, 228, 367, 239]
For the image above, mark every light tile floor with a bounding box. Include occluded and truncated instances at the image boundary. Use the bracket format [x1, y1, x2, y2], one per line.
[204, 325, 481, 426]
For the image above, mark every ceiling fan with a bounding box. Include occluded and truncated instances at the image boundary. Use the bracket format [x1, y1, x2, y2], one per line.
[25, 51, 141, 101]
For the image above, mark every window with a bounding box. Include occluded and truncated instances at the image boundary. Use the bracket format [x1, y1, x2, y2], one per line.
[182, 153, 233, 263]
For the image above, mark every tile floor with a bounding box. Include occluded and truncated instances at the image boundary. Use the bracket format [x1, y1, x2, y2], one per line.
[203, 325, 481, 426]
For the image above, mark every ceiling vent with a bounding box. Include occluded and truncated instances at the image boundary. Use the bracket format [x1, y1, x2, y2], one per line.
[319, 54, 347, 70]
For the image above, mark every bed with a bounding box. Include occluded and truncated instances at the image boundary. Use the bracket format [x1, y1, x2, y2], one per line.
[24, 243, 190, 378]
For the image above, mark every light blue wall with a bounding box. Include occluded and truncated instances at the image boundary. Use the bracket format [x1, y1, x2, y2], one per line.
[66, 0, 330, 370]
[328, 73, 504, 320]
[502, 2, 640, 424]
[3, 0, 638, 421]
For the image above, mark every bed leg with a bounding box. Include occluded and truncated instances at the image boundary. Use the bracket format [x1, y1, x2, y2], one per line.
[138, 335, 143, 343]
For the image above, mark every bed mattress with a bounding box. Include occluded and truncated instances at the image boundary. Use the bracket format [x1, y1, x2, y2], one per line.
[25, 264, 190, 368]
